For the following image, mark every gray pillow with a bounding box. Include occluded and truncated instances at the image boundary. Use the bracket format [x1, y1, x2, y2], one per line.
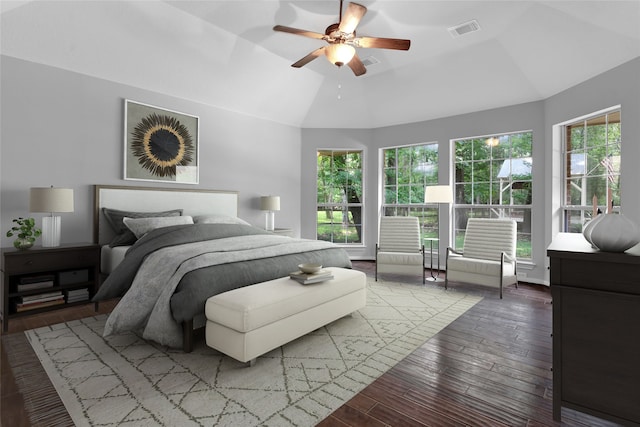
[102, 208, 183, 247]
[123, 215, 194, 239]
[193, 215, 250, 226]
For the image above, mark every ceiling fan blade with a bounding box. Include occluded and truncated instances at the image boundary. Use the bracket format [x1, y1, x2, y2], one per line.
[347, 53, 367, 76]
[355, 36, 411, 50]
[339, 2, 367, 34]
[291, 47, 326, 68]
[273, 25, 325, 40]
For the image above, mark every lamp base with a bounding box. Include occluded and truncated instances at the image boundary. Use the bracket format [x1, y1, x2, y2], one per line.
[264, 211, 275, 231]
[42, 216, 62, 247]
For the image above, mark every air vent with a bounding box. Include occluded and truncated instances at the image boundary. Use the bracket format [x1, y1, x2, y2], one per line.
[448, 19, 481, 38]
[361, 56, 380, 67]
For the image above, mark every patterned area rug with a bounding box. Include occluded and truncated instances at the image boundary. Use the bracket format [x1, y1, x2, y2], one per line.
[25, 279, 481, 427]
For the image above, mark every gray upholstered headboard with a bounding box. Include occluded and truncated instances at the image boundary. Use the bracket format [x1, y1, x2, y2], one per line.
[94, 185, 239, 245]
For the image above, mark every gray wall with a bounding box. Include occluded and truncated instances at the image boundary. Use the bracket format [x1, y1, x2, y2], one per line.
[3, 55, 639, 285]
[302, 102, 546, 281]
[544, 57, 640, 254]
[1, 56, 303, 247]
[301, 57, 640, 285]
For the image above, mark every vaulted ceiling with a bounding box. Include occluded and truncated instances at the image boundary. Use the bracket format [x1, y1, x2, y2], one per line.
[2, 1, 639, 128]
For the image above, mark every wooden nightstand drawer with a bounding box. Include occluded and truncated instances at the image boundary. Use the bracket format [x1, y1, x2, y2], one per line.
[4, 249, 97, 274]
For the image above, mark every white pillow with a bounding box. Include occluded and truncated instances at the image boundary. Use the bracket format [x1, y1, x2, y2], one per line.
[123, 215, 194, 239]
[193, 215, 250, 226]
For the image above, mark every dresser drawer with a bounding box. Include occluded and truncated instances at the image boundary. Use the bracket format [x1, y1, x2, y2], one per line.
[4, 249, 98, 274]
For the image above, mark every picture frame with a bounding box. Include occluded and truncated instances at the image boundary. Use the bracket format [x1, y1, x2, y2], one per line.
[124, 99, 199, 184]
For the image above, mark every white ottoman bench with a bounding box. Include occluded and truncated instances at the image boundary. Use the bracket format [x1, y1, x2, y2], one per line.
[205, 267, 366, 366]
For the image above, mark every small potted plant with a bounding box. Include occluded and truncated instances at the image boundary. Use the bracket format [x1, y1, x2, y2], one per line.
[6, 217, 41, 250]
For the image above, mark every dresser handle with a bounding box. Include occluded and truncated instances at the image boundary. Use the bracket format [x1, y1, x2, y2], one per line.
[24, 260, 33, 265]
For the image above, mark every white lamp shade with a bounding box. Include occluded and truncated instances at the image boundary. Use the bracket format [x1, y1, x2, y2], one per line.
[425, 185, 453, 204]
[30, 187, 74, 213]
[260, 196, 280, 211]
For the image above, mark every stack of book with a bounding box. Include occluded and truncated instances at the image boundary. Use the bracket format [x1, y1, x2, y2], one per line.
[65, 288, 90, 303]
[289, 269, 334, 285]
[17, 274, 55, 292]
[14, 291, 64, 312]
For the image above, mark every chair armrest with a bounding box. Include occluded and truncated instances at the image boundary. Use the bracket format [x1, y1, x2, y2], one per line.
[446, 247, 464, 257]
[501, 251, 517, 264]
[500, 252, 518, 277]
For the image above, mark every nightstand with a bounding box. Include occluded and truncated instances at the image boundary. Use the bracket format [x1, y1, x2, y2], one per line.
[1, 243, 100, 332]
[272, 228, 294, 237]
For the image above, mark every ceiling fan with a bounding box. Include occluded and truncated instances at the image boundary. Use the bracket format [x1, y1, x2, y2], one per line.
[273, 0, 411, 76]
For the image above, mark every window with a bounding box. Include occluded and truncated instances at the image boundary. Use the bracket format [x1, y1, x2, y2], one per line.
[382, 143, 439, 244]
[453, 132, 533, 258]
[562, 109, 621, 232]
[316, 150, 363, 244]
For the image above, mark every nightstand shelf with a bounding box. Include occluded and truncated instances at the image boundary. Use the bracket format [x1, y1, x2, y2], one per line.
[1, 243, 100, 332]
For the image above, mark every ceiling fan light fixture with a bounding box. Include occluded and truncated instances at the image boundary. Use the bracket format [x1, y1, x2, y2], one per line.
[273, 1, 410, 76]
[486, 136, 500, 147]
[325, 43, 355, 67]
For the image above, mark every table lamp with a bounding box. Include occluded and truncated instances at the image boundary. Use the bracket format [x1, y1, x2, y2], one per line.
[30, 186, 74, 247]
[260, 196, 280, 231]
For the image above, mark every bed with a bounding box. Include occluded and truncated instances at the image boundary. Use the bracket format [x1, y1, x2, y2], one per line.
[92, 185, 352, 352]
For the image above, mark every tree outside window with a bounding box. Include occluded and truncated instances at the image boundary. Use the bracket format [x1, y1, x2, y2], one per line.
[453, 132, 533, 259]
[382, 143, 439, 246]
[316, 150, 363, 244]
[562, 109, 621, 232]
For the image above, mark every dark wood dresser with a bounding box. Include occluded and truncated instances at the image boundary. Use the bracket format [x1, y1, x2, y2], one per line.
[547, 233, 640, 426]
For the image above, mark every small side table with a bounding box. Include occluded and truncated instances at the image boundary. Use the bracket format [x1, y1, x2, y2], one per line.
[424, 238, 443, 282]
[1, 243, 100, 332]
[272, 228, 294, 237]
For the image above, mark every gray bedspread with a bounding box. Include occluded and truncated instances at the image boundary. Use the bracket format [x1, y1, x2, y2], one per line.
[94, 223, 352, 348]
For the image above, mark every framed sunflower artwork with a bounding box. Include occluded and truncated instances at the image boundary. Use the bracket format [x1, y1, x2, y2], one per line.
[124, 100, 199, 184]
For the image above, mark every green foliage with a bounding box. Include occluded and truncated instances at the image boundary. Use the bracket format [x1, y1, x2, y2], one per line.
[453, 132, 534, 260]
[383, 144, 438, 205]
[6, 217, 42, 242]
[454, 132, 533, 207]
[317, 150, 364, 242]
[565, 114, 621, 207]
[316, 210, 361, 243]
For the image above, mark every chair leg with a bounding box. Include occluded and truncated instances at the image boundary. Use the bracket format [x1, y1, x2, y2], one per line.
[422, 245, 426, 284]
[375, 244, 378, 281]
[444, 249, 449, 290]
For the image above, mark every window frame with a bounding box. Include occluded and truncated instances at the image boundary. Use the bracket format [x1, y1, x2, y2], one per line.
[315, 149, 364, 246]
[561, 107, 621, 233]
[381, 142, 440, 247]
[452, 131, 533, 260]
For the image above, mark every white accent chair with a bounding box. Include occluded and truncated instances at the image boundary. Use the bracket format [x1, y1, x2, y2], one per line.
[376, 216, 425, 284]
[445, 218, 518, 298]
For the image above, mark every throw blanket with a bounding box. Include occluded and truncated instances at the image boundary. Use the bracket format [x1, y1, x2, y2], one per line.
[95, 224, 351, 348]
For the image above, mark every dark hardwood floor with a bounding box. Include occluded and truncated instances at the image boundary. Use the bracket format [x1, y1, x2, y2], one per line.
[1, 262, 620, 426]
